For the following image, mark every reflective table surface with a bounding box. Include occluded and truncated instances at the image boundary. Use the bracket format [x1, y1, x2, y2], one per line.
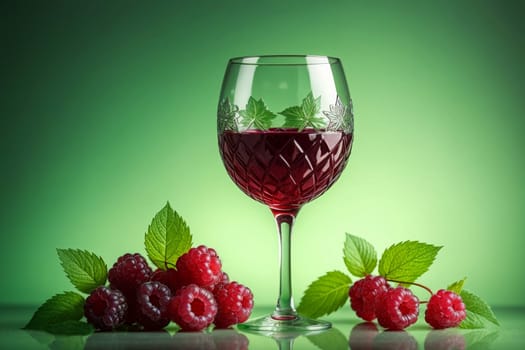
[1, 305, 523, 349]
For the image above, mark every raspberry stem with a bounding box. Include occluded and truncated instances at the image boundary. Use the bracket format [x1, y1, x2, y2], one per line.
[164, 261, 176, 269]
[386, 279, 434, 296]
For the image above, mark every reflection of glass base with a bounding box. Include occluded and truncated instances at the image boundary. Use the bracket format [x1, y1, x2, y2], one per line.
[237, 314, 331, 335]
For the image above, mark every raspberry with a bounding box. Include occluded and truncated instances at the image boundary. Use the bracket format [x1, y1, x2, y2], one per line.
[349, 275, 391, 321]
[124, 297, 140, 325]
[425, 289, 466, 329]
[375, 287, 419, 330]
[168, 284, 218, 331]
[84, 286, 127, 331]
[137, 281, 172, 324]
[175, 245, 222, 290]
[213, 282, 254, 328]
[151, 268, 178, 294]
[108, 253, 152, 297]
[137, 311, 170, 331]
[213, 272, 230, 293]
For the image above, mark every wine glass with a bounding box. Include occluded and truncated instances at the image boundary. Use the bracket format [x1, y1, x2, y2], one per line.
[217, 55, 354, 332]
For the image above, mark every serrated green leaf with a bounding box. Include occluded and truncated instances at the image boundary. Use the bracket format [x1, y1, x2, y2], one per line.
[459, 289, 499, 328]
[24, 292, 84, 330]
[378, 241, 442, 283]
[460, 312, 486, 329]
[297, 271, 352, 318]
[56, 249, 107, 294]
[239, 96, 276, 130]
[447, 277, 467, 294]
[44, 320, 94, 335]
[280, 92, 325, 131]
[343, 233, 377, 277]
[307, 327, 348, 350]
[145, 202, 193, 270]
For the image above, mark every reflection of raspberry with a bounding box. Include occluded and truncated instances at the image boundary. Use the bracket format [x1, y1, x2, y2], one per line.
[84, 286, 127, 331]
[348, 322, 378, 350]
[168, 284, 218, 331]
[424, 329, 466, 350]
[108, 253, 152, 296]
[373, 330, 418, 350]
[425, 290, 466, 329]
[214, 331, 249, 350]
[349, 275, 391, 321]
[214, 282, 254, 328]
[375, 287, 419, 330]
[175, 245, 222, 290]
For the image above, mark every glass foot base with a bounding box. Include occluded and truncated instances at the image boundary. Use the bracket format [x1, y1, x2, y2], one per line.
[237, 314, 331, 335]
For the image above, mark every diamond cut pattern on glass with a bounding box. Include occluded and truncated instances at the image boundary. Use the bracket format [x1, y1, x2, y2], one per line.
[219, 131, 353, 210]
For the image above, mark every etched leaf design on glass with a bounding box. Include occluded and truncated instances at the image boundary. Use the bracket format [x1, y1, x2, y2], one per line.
[323, 96, 354, 133]
[217, 97, 239, 132]
[280, 92, 326, 131]
[238, 96, 276, 130]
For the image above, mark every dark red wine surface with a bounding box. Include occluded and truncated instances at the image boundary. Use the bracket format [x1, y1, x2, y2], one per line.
[219, 128, 353, 211]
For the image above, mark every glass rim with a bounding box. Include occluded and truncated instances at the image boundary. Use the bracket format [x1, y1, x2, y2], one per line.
[228, 55, 341, 66]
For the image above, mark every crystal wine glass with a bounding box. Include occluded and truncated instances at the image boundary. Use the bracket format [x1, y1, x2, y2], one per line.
[217, 55, 354, 332]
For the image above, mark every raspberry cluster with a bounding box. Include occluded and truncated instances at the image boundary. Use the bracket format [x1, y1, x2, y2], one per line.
[84, 245, 253, 332]
[348, 275, 466, 330]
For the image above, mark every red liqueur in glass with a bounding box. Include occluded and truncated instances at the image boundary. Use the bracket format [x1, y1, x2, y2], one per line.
[219, 128, 353, 213]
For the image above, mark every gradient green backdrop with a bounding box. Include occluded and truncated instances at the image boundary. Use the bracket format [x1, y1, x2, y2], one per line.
[2, 0, 524, 310]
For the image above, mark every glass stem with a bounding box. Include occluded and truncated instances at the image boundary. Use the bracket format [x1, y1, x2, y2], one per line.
[273, 212, 297, 319]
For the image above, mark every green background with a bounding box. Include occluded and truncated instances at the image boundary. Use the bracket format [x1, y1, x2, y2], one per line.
[2, 0, 524, 310]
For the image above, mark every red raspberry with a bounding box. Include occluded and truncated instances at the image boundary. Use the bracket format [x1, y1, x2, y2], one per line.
[425, 289, 466, 329]
[213, 272, 230, 293]
[375, 287, 419, 330]
[213, 282, 254, 329]
[84, 286, 127, 331]
[137, 281, 172, 327]
[108, 253, 152, 297]
[168, 284, 218, 331]
[349, 275, 391, 321]
[175, 245, 222, 290]
[151, 268, 178, 294]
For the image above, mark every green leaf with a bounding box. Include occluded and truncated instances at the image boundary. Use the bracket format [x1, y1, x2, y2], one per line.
[297, 271, 352, 318]
[145, 202, 193, 270]
[460, 312, 486, 329]
[378, 241, 442, 283]
[447, 277, 467, 294]
[307, 327, 348, 350]
[459, 289, 499, 329]
[44, 320, 94, 335]
[280, 92, 326, 131]
[57, 249, 107, 294]
[239, 96, 276, 130]
[24, 292, 84, 331]
[343, 233, 377, 277]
